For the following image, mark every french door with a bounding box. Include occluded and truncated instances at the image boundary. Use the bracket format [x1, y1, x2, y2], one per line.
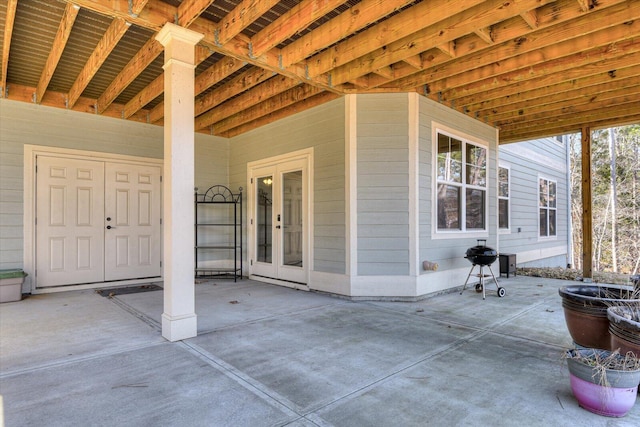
[35, 155, 161, 288]
[249, 155, 310, 285]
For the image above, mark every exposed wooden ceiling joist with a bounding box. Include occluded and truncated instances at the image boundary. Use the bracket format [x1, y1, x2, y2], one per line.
[1, 0, 637, 142]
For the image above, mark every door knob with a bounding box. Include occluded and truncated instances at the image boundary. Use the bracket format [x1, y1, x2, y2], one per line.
[106, 225, 112, 230]
[106, 217, 111, 221]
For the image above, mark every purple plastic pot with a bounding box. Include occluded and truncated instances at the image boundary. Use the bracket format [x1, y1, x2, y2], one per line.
[566, 348, 640, 417]
[569, 374, 638, 417]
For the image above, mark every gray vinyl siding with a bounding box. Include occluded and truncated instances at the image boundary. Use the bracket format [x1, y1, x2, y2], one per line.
[498, 137, 569, 266]
[0, 99, 228, 270]
[228, 97, 346, 274]
[357, 94, 410, 275]
[418, 96, 499, 272]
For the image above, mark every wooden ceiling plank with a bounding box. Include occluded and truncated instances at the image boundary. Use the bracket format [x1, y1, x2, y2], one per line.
[307, 0, 487, 79]
[250, 0, 346, 58]
[35, 3, 80, 104]
[576, 0, 591, 12]
[97, 35, 163, 114]
[488, 84, 640, 124]
[432, 21, 640, 103]
[328, 0, 554, 87]
[279, 0, 415, 69]
[178, 0, 214, 28]
[196, 75, 300, 130]
[123, 74, 164, 119]
[456, 51, 640, 110]
[195, 66, 276, 117]
[64, 0, 338, 95]
[379, 0, 608, 90]
[402, 55, 423, 70]
[213, 84, 323, 133]
[67, 17, 130, 109]
[474, 27, 494, 44]
[394, 0, 637, 92]
[520, 10, 539, 29]
[477, 72, 640, 121]
[435, 41, 456, 58]
[1, 0, 17, 98]
[220, 92, 340, 138]
[131, 0, 150, 16]
[215, 0, 280, 47]
[498, 99, 640, 138]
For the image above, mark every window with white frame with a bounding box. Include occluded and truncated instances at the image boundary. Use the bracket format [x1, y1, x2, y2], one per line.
[436, 130, 487, 232]
[539, 177, 557, 237]
[498, 165, 510, 230]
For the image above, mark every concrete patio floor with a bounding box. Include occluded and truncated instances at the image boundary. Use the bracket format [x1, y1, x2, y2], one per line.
[1, 275, 639, 426]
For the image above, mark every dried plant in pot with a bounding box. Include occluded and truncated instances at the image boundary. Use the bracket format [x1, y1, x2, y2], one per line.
[564, 348, 640, 417]
[558, 285, 639, 349]
[608, 305, 640, 358]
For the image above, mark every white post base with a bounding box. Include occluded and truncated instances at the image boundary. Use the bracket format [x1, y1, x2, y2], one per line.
[161, 312, 197, 342]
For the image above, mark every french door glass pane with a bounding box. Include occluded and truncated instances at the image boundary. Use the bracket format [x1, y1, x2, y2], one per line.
[257, 176, 273, 263]
[283, 171, 303, 267]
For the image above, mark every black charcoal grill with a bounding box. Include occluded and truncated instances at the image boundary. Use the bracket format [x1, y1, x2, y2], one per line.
[460, 239, 505, 299]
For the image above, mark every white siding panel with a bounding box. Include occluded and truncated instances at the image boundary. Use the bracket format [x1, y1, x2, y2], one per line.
[228, 97, 346, 274]
[357, 93, 410, 276]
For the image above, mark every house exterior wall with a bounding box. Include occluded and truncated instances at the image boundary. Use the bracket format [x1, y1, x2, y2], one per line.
[228, 97, 347, 276]
[498, 137, 570, 268]
[0, 98, 228, 272]
[416, 96, 500, 295]
[356, 94, 410, 276]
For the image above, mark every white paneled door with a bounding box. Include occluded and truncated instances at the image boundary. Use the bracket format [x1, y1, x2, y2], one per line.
[36, 156, 161, 288]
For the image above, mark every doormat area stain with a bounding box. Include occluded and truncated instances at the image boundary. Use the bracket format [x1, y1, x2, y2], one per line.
[96, 284, 163, 297]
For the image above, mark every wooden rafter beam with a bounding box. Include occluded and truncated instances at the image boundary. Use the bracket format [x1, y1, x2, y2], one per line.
[307, 0, 486, 80]
[520, 10, 538, 29]
[469, 64, 640, 117]
[249, 0, 346, 58]
[220, 92, 340, 138]
[474, 27, 494, 44]
[1, 0, 17, 97]
[195, 66, 275, 117]
[279, 0, 416, 69]
[430, 20, 640, 104]
[130, 0, 150, 16]
[177, 0, 214, 28]
[216, 0, 280, 47]
[396, 0, 638, 94]
[196, 74, 300, 130]
[97, 35, 163, 114]
[213, 84, 323, 134]
[454, 52, 640, 112]
[483, 77, 640, 123]
[67, 17, 130, 108]
[327, 0, 554, 87]
[35, 3, 80, 104]
[133, 55, 246, 121]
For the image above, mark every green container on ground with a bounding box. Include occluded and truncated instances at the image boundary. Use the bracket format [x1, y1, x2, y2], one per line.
[0, 269, 27, 303]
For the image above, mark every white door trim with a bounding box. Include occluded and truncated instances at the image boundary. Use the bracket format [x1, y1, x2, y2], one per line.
[247, 148, 314, 288]
[23, 145, 163, 293]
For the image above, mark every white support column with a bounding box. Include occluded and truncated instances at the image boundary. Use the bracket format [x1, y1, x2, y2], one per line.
[156, 23, 203, 342]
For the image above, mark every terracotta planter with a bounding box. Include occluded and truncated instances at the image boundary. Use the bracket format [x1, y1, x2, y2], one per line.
[559, 285, 639, 350]
[566, 348, 640, 417]
[608, 306, 640, 358]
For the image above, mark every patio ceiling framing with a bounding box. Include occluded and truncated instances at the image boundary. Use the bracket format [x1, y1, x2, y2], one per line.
[0, 0, 637, 142]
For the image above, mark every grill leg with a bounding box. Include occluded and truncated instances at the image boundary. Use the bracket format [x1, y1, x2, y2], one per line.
[488, 265, 499, 290]
[460, 264, 476, 295]
[479, 266, 486, 300]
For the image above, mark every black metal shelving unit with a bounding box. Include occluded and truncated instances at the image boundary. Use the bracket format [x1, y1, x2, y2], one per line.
[194, 185, 242, 281]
